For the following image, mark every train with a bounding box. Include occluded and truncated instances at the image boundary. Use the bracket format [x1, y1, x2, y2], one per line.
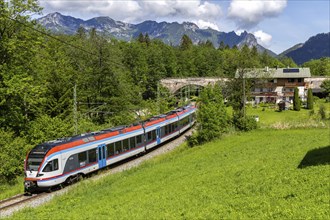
[24, 104, 196, 193]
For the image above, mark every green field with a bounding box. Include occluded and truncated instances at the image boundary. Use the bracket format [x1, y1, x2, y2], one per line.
[246, 100, 330, 128]
[8, 128, 330, 219]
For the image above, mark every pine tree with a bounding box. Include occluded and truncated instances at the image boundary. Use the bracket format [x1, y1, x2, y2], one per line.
[180, 34, 193, 50]
[293, 87, 301, 111]
[145, 33, 151, 46]
[137, 33, 145, 43]
[307, 88, 313, 109]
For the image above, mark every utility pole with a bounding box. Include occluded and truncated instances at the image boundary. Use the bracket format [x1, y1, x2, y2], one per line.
[157, 82, 160, 114]
[73, 83, 78, 135]
[242, 71, 246, 118]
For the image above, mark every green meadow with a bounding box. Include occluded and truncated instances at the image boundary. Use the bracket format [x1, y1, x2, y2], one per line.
[8, 128, 329, 219]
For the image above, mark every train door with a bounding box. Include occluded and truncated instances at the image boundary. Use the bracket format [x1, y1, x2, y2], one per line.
[156, 127, 161, 144]
[97, 144, 107, 169]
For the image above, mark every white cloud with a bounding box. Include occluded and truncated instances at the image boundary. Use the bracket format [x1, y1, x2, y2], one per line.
[40, 0, 142, 22]
[40, 0, 223, 29]
[228, 0, 287, 29]
[235, 29, 245, 36]
[195, 20, 220, 31]
[253, 30, 272, 47]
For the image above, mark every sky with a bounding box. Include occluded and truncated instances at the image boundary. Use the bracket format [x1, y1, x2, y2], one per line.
[38, 0, 330, 54]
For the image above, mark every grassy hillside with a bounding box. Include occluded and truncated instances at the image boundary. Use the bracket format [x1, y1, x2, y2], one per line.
[9, 128, 329, 219]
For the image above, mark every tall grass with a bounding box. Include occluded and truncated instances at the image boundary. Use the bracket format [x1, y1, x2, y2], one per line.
[9, 129, 330, 219]
[0, 177, 24, 200]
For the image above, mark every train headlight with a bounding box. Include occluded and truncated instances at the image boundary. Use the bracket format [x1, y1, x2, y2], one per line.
[24, 181, 31, 188]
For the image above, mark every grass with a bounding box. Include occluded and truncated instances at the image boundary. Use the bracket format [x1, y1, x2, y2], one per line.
[0, 177, 24, 200]
[246, 99, 330, 128]
[8, 128, 330, 219]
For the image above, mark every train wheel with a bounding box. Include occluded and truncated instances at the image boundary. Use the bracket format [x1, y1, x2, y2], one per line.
[66, 174, 82, 185]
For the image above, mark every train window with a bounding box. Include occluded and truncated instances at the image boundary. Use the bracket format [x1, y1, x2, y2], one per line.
[152, 130, 156, 140]
[107, 143, 115, 157]
[42, 159, 58, 172]
[88, 149, 97, 163]
[115, 141, 122, 154]
[78, 152, 87, 167]
[98, 148, 102, 160]
[136, 135, 142, 145]
[54, 159, 59, 170]
[43, 162, 52, 172]
[130, 137, 136, 149]
[147, 131, 152, 141]
[165, 125, 169, 135]
[169, 124, 172, 133]
[123, 139, 129, 151]
[27, 157, 43, 171]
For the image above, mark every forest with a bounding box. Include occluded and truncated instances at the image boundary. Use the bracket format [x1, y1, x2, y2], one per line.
[0, 0, 329, 183]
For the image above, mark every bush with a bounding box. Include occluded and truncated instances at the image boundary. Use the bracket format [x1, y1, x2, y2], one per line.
[187, 131, 201, 147]
[0, 130, 31, 183]
[233, 114, 258, 131]
[318, 104, 326, 120]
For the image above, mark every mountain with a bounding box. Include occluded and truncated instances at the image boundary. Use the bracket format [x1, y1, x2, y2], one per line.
[278, 43, 303, 57]
[37, 12, 276, 56]
[280, 33, 330, 64]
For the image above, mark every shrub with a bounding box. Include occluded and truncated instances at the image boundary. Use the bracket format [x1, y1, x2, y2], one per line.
[233, 114, 258, 131]
[0, 130, 31, 183]
[318, 104, 326, 120]
[187, 132, 199, 147]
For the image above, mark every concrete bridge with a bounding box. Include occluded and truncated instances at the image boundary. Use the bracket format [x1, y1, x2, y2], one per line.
[160, 77, 229, 94]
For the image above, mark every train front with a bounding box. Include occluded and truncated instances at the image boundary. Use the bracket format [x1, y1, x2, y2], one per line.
[24, 144, 51, 193]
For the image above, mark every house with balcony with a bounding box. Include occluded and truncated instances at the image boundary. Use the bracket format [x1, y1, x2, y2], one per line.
[235, 67, 311, 104]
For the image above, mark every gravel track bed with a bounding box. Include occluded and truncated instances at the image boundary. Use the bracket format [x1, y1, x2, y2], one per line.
[0, 129, 193, 218]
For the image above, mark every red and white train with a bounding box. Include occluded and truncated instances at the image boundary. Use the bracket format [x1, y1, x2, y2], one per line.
[24, 105, 196, 193]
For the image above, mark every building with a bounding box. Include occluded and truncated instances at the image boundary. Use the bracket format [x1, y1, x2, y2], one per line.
[235, 67, 311, 104]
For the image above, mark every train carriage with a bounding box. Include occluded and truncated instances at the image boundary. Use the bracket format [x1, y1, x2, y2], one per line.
[24, 105, 196, 193]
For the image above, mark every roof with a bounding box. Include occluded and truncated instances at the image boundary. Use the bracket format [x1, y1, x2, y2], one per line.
[235, 67, 311, 79]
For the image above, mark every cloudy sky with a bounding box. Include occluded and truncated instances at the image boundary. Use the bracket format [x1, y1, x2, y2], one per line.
[39, 0, 329, 54]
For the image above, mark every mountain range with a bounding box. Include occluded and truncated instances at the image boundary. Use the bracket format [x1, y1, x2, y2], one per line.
[37, 13, 329, 63]
[37, 12, 276, 56]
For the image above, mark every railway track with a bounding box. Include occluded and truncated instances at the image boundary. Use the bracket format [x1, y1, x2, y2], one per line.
[0, 193, 37, 211]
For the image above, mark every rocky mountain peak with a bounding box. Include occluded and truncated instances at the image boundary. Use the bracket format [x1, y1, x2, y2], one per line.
[182, 22, 199, 31]
[36, 12, 277, 56]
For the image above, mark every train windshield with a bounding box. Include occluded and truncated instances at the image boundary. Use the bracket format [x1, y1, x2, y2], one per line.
[26, 143, 53, 171]
[27, 153, 44, 171]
